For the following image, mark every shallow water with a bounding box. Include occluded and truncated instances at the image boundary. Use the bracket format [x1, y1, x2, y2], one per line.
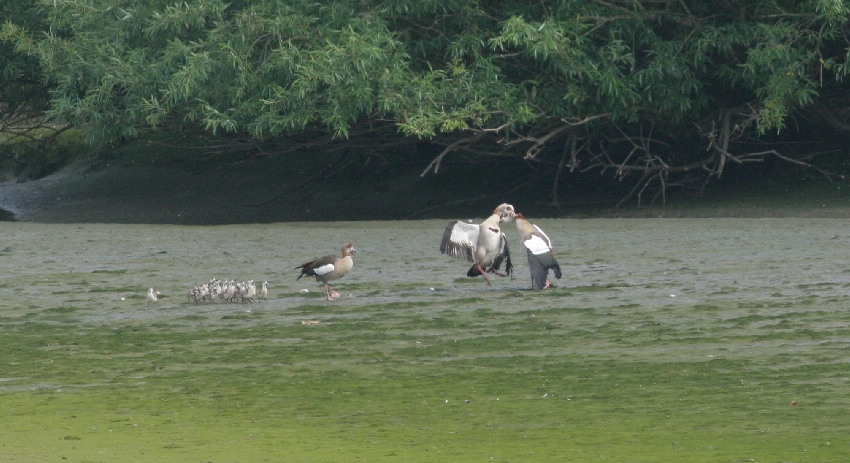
[2, 218, 848, 316]
[2, 218, 850, 461]
[3, 218, 849, 370]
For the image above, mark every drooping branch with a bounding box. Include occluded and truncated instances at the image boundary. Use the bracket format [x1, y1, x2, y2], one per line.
[417, 104, 849, 208]
[0, 103, 69, 145]
[419, 131, 487, 176]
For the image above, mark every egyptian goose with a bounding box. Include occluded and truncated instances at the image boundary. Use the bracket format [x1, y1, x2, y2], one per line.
[296, 243, 356, 300]
[440, 203, 516, 285]
[514, 213, 562, 289]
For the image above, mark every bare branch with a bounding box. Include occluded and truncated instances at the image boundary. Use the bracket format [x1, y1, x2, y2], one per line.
[420, 132, 486, 177]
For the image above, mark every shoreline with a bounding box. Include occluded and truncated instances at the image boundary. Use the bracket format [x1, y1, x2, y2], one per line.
[2, 157, 850, 224]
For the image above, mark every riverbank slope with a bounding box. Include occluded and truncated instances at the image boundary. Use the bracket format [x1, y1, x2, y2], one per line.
[1, 144, 849, 223]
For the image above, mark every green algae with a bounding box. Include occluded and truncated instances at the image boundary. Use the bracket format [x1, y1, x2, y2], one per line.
[1, 219, 849, 462]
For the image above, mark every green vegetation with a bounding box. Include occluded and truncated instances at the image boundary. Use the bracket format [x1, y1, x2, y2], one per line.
[3, 1, 850, 204]
[0, 1, 61, 149]
[2, 289, 846, 462]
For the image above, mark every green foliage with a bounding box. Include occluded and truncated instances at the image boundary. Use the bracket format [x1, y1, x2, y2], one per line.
[3, 1, 850, 191]
[0, 3, 51, 129]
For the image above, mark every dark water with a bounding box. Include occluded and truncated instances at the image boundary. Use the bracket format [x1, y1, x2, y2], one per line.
[0, 206, 14, 221]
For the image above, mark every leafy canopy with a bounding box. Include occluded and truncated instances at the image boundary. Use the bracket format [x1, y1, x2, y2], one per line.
[3, 0, 850, 198]
[0, 2, 51, 137]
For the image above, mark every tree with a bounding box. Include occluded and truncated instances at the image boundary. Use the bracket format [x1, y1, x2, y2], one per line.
[447, 0, 850, 203]
[0, 2, 59, 144]
[5, 0, 850, 204]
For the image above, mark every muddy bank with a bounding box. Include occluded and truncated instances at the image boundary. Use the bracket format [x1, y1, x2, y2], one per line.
[0, 151, 557, 223]
[2, 151, 850, 223]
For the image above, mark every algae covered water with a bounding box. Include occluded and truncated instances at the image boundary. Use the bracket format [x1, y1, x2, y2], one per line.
[1, 219, 848, 462]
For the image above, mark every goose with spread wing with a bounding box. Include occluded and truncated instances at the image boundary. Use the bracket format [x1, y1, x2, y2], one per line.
[440, 203, 516, 285]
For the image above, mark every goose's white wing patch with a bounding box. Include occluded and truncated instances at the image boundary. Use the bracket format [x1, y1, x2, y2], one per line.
[312, 263, 336, 276]
[523, 235, 552, 255]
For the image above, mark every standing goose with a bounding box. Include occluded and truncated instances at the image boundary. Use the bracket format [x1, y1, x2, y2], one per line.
[440, 203, 516, 285]
[514, 213, 562, 289]
[296, 243, 356, 300]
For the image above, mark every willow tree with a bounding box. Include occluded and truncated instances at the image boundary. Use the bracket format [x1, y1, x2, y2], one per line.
[4, 0, 850, 202]
[0, 2, 57, 143]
